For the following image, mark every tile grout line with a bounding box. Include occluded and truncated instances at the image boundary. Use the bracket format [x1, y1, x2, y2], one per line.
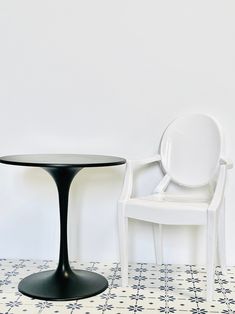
[165, 264, 169, 311]
[30, 260, 51, 314]
[189, 265, 201, 312]
[5, 260, 26, 314]
[165, 264, 175, 314]
[0, 259, 24, 290]
[133, 263, 144, 313]
[215, 266, 232, 313]
[67, 261, 97, 314]
[100, 262, 119, 314]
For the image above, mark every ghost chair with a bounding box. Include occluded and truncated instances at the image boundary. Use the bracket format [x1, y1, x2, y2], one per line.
[118, 114, 232, 301]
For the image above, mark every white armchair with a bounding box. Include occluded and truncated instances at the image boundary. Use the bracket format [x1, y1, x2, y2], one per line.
[118, 114, 233, 301]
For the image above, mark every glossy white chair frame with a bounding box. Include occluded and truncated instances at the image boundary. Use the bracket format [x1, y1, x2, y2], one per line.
[118, 115, 233, 301]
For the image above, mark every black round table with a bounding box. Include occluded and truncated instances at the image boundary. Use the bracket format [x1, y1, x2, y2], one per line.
[0, 154, 126, 301]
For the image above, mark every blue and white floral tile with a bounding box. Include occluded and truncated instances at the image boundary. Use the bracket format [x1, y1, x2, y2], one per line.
[0, 259, 235, 313]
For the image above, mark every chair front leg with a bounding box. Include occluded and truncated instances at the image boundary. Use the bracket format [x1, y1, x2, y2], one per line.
[207, 211, 217, 301]
[118, 205, 129, 287]
[217, 198, 227, 275]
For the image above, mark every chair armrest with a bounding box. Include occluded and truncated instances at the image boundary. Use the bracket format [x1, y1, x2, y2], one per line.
[208, 164, 227, 212]
[119, 162, 134, 203]
[220, 157, 233, 169]
[130, 154, 161, 167]
[118, 155, 161, 202]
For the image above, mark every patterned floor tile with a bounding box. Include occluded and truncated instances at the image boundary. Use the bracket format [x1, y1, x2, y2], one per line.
[0, 259, 235, 313]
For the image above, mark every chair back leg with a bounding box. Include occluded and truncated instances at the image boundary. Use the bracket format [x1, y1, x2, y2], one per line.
[153, 224, 163, 265]
[217, 198, 227, 275]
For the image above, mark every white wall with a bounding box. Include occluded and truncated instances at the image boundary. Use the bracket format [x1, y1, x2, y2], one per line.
[0, 0, 234, 265]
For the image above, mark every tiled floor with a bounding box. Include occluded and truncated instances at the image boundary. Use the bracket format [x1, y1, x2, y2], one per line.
[0, 259, 235, 313]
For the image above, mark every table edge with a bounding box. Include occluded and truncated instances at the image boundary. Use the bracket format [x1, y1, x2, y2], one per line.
[0, 154, 126, 168]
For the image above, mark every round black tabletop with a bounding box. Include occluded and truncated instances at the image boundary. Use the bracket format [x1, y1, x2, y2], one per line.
[0, 154, 126, 168]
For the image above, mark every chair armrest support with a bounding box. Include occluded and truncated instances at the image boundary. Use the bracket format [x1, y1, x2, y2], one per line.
[119, 162, 134, 203]
[118, 155, 161, 202]
[220, 157, 233, 169]
[208, 164, 227, 213]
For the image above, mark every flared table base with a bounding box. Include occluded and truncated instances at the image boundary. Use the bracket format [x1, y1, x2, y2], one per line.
[18, 269, 108, 301]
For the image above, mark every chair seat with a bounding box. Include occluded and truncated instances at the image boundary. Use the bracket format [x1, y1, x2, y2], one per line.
[125, 194, 209, 225]
[151, 192, 211, 203]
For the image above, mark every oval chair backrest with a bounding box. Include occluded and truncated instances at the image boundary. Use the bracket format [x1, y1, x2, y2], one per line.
[160, 114, 222, 187]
